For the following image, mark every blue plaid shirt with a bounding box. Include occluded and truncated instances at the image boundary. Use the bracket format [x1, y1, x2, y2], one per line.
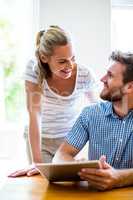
[66, 101, 133, 169]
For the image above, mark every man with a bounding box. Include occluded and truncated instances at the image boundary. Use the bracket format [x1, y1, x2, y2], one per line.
[53, 51, 133, 191]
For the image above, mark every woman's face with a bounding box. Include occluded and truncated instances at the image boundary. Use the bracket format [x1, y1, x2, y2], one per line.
[42, 43, 76, 79]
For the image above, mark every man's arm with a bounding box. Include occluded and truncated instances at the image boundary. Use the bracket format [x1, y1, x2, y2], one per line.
[78, 156, 133, 190]
[117, 168, 133, 188]
[52, 141, 80, 163]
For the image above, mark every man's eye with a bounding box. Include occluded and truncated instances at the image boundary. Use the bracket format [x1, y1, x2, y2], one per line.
[108, 73, 112, 78]
[72, 57, 75, 61]
[59, 61, 65, 64]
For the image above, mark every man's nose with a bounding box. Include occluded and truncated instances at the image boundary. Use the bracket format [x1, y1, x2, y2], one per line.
[100, 75, 107, 83]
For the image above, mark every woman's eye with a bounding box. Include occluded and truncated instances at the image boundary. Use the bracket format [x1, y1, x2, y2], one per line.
[58, 57, 75, 64]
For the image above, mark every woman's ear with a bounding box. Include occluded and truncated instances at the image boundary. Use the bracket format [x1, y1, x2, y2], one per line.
[40, 53, 48, 63]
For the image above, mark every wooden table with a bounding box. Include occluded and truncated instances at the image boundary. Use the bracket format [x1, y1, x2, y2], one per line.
[1, 175, 133, 200]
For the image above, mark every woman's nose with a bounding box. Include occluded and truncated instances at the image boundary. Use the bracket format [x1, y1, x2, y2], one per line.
[67, 60, 73, 68]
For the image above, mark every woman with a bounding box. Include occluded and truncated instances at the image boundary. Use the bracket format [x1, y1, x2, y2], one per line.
[9, 25, 98, 177]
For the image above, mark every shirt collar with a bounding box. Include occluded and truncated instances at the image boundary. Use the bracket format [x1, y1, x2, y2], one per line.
[104, 102, 114, 116]
[104, 101, 133, 118]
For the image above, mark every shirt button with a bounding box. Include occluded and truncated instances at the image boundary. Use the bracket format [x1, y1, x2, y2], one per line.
[116, 158, 119, 161]
[119, 139, 122, 143]
[123, 120, 125, 124]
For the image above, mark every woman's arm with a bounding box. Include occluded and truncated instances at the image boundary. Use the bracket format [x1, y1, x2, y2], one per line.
[25, 80, 42, 163]
[8, 81, 42, 177]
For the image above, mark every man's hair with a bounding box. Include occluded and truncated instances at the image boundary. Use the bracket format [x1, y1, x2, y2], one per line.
[110, 51, 133, 83]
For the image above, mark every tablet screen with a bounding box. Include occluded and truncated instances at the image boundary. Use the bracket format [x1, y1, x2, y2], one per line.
[35, 160, 99, 182]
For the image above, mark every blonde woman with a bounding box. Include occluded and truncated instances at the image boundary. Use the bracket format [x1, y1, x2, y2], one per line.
[9, 25, 98, 177]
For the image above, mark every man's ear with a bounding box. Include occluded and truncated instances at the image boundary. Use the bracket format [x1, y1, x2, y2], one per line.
[123, 82, 133, 94]
[40, 53, 48, 63]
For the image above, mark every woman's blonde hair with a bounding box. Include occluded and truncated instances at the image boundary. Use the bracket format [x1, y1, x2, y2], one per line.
[35, 25, 72, 89]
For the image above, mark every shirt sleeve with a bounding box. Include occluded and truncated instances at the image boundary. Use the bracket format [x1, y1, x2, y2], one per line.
[23, 59, 38, 84]
[85, 69, 100, 103]
[65, 107, 90, 150]
[79, 66, 99, 103]
[84, 67, 97, 91]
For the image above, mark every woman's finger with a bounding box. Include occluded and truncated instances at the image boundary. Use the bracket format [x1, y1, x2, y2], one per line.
[8, 169, 28, 177]
[27, 168, 40, 176]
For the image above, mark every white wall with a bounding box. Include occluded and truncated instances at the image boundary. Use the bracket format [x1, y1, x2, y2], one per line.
[39, 0, 111, 78]
[112, 0, 133, 6]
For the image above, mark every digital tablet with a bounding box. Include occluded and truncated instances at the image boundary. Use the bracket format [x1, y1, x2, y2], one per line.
[35, 160, 99, 182]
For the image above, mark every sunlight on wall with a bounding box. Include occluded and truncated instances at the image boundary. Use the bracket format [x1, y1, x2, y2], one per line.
[0, 0, 37, 124]
[111, 6, 133, 51]
[0, 0, 38, 163]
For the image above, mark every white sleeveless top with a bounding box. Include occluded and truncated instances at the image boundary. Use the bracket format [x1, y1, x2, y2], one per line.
[24, 59, 96, 138]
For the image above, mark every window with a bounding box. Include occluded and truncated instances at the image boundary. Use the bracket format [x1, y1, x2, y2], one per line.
[0, 0, 39, 173]
[111, 0, 133, 51]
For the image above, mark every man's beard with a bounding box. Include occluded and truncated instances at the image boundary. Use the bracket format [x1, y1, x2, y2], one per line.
[100, 88, 123, 102]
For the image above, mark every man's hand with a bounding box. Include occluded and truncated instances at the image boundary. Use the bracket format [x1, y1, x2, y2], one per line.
[78, 155, 121, 191]
[8, 165, 40, 177]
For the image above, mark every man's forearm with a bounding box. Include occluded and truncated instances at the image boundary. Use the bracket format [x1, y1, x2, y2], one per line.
[116, 168, 133, 188]
[52, 149, 75, 163]
[52, 142, 79, 163]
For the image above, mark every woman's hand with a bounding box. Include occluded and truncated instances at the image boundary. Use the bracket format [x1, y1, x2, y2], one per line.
[8, 165, 40, 177]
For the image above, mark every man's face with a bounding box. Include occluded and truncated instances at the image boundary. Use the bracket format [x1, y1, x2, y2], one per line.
[100, 61, 126, 102]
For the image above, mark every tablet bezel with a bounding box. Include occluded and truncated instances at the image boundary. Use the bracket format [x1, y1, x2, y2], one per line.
[35, 160, 99, 182]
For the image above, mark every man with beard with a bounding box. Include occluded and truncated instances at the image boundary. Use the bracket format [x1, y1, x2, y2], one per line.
[53, 51, 133, 191]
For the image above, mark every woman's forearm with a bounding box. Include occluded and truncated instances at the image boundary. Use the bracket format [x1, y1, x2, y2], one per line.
[29, 114, 42, 163]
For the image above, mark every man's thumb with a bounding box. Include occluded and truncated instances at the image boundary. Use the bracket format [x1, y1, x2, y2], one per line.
[99, 155, 111, 169]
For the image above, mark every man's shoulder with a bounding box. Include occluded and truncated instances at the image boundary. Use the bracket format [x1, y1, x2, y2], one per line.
[83, 101, 112, 116]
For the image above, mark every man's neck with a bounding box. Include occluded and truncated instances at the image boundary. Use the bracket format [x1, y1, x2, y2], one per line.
[113, 96, 133, 118]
